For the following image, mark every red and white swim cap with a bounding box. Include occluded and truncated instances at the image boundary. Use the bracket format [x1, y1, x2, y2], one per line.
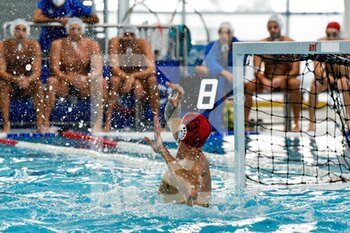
[326, 22, 341, 32]
[178, 112, 211, 148]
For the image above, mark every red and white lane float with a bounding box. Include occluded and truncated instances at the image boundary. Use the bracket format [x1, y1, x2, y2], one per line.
[0, 130, 231, 178]
[61, 130, 118, 149]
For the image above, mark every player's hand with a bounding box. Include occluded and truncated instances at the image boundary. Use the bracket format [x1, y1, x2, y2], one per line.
[17, 76, 30, 89]
[145, 132, 165, 154]
[195, 65, 209, 75]
[166, 82, 185, 108]
[73, 75, 89, 89]
[60, 17, 69, 26]
[221, 70, 233, 82]
[126, 73, 135, 80]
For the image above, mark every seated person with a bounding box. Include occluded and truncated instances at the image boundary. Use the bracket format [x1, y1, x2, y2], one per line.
[203, 22, 240, 82]
[245, 14, 301, 131]
[33, 0, 99, 54]
[195, 22, 240, 132]
[44, 18, 106, 132]
[0, 19, 45, 133]
[104, 26, 161, 133]
[145, 82, 212, 207]
[308, 22, 350, 131]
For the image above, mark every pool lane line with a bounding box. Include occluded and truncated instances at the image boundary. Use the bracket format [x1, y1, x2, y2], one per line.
[0, 137, 164, 168]
[0, 130, 230, 163]
[0, 137, 232, 179]
[0, 132, 58, 139]
[61, 130, 118, 149]
[0, 130, 118, 149]
[59, 130, 231, 165]
[0, 129, 232, 168]
[93, 131, 259, 143]
[94, 131, 177, 142]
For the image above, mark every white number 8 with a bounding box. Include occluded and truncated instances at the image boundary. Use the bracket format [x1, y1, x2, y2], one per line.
[197, 79, 218, 110]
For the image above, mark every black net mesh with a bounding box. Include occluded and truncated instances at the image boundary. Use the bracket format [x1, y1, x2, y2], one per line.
[244, 53, 350, 185]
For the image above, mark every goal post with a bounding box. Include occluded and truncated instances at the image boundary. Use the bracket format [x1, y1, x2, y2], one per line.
[232, 40, 350, 189]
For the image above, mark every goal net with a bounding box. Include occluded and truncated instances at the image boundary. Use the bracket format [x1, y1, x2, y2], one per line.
[232, 41, 350, 186]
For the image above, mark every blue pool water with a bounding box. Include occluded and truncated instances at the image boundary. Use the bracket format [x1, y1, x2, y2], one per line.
[0, 137, 350, 232]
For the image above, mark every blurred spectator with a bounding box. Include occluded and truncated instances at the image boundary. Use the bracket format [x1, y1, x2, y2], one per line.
[245, 14, 301, 131]
[33, 0, 99, 54]
[204, 22, 239, 81]
[308, 21, 350, 131]
[104, 26, 161, 133]
[199, 22, 240, 132]
[0, 19, 44, 133]
[44, 18, 106, 132]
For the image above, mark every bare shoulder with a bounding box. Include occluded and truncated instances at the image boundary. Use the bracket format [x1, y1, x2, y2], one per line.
[138, 38, 149, 44]
[3, 38, 15, 45]
[27, 39, 41, 49]
[137, 38, 151, 48]
[317, 37, 328, 41]
[0, 40, 4, 52]
[51, 38, 63, 48]
[281, 36, 294, 42]
[110, 37, 121, 44]
[86, 38, 99, 47]
[187, 151, 210, 169]
[84, 38, 101, 52]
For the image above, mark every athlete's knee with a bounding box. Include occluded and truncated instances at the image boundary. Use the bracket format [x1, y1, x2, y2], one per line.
[121, 77, 135, 94]
[0, 80, 11, 92]
[245, 80, 258, 93]
[134, 80, 146, 99]
[32, 79, 43, 89]
[147, 75, 158, 87]
[338, 77, 349, 91]
[46, 76, 59, 89]
[288, 78, 300, 89]
[109, 76, 121, 88]
[121, 84, 132, 95]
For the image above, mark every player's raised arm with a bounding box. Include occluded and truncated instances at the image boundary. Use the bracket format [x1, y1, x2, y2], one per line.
[164, 82, 185, 140]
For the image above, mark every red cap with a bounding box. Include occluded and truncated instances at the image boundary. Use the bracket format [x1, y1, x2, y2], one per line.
[178, 113, 211, 148]
[326, 22, 341, 32]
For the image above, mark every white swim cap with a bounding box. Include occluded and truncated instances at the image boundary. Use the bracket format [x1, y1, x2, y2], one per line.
[66, 17, 86, 34]
[268, 14, 283, 29]
[218, 21, 233, 34]
[120, 25, 139, 37]
[9, 18, 30, 37]
[52, 0, 66, 7]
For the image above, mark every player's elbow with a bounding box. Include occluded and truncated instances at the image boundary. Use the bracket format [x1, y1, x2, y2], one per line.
[32, 9, 43, 23]
[94, 15, 100, 24]
[90, 13, 100, 24]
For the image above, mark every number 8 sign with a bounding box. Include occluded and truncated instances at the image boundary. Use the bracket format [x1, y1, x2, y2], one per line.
[197, 79, 218, 110]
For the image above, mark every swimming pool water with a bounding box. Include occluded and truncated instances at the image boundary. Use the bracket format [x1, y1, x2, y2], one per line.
[0, 137, 350, 232]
